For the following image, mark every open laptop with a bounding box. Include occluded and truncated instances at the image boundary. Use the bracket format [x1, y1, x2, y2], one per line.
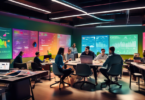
[0, 62, 10, 74]
[80, 55, 93, 64]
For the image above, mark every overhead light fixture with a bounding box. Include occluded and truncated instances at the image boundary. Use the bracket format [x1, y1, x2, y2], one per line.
[51, 0, 114, 21]
[96, 24, 142, 28]
[75, 22, 111, 27]
[51, 6, 145, 20]
[52, 0, 87, 14]
[8, 0, 51, 14]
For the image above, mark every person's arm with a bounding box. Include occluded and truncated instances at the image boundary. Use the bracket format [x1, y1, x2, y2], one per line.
[75, 48, 78, 53]
[102, 56, 111, 67]
[93, 52, 96, 59]
[94, 54, 100, 60]
[59, 55, 64, 65]
[38, 57, 43, 63]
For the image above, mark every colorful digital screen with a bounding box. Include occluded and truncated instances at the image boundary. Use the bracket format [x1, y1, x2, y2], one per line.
[110, 35, 138, 55]
[13, 29, 38, 59]
[96, 35, 109, 54]
[0, 27, 12, 59]
[82, 35, 109, 54]
[39, 32, 71, 55]
[143, 32, 145, 51]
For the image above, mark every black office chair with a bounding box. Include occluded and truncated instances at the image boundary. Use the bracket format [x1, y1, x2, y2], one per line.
[31, 62, 43, 89]
[101, 56, 123, 91]
[128, 64, 143, 91]
[14, 63, 27, 69]
[50, 63, 71, 90]
[73, 64, 95, 89]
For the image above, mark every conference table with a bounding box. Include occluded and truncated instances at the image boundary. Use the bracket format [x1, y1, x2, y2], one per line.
[0, 70, 48, 100]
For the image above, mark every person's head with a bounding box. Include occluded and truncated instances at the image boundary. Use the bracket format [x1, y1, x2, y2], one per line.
[57, 47, 64, 56]
[101, 49, 105, 55]
[68, 49, 72, 55]
[109, 46, 115, 54]
[35, 52, 40, 57]
[72, 43, 76, 48]
[19, 51, 23, 56]
[85, 46, 90, 54]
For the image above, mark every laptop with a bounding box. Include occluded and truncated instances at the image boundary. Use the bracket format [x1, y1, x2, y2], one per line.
[80, 55, 93, 64]
[0, 62, 10, 74]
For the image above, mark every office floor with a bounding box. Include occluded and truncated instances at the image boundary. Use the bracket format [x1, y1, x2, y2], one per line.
[30, 69, 145, 100]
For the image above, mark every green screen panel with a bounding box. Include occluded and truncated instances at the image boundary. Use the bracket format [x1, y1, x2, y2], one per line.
[110, 35, 138, 55]
[0, 27, 12, 59]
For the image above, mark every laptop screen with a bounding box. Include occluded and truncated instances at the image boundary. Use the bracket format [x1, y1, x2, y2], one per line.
[0, 62, 10, 70]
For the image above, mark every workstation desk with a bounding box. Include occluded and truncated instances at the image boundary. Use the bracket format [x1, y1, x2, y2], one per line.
[0, 71, 48, 100]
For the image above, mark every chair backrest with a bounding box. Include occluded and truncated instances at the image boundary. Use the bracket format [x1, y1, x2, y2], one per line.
[76, 64, 92, 77]
[107, 55, 123, 76]
[14, 63, 27, 69]
[31, 62, 40, 71]
[52, 63, 63, 75]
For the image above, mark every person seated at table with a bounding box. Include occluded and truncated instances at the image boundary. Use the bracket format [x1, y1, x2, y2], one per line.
[94, 49, 108, 61]
[13, 51, 23, 64]
[81, 46, 97, 84]
[65, 49, 74, 61]
[69, 43, 78, 54]
[34, 52, 44, 70]
[81, 46, 96, 58]
[55, 47, 74, 82]
[100, 46, 123, 83]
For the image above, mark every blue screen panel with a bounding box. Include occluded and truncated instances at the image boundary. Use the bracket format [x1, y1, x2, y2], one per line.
[96, 35, 109, 54]
[82, 35, 96, 53]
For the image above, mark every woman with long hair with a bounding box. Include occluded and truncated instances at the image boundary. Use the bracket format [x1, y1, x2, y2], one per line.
[55, 47, 73, 82]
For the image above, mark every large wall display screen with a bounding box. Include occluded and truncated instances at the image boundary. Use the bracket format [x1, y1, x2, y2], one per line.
[82, 35, 109, 54]
[0, 27, 12, 59]
[110, 35, 138, 55]
[39, 32, 71, 55]
[13, 29, 38, 59]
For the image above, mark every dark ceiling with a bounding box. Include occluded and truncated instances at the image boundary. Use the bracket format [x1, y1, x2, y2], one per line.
[0, 0, 145, 27]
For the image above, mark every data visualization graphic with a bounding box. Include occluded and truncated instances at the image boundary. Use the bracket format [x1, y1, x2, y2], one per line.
[82, 35, 109, 54]
[13, 29, 38, 58]
[96, 35, 109, 54]
[0, 27, 12, 59]
[39, 32, 71, 55]
[82, 35, 96, 53]
[110, 35, 138, 55]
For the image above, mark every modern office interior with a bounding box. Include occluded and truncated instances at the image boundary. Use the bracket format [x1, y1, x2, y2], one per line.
[0, 0, 145, 100]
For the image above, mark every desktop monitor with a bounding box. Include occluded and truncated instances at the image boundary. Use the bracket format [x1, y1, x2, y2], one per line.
[0, 62, 10, 72]
[44, 55, 52, 59]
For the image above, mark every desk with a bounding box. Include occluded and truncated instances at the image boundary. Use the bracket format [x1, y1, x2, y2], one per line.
[0, 71, 48, 100]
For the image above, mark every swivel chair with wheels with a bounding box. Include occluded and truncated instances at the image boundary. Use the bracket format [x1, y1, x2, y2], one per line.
[101, 55, 123, 90]
[73, 64, 96, 89]
[14, 63, 27, 69]
[50, 63, 70, 90]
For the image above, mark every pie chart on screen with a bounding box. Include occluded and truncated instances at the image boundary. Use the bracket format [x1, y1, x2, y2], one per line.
[33, 42, 37, 47]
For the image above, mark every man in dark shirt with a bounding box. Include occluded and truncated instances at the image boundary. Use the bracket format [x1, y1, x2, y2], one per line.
[81, 46, 96, 59]
[34, 52, 44, 70]
[14, 51, 23, 63]
[81, 46, 97, 84]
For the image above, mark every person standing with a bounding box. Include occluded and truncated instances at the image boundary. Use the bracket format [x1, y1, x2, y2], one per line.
[69, 43, 78, 54]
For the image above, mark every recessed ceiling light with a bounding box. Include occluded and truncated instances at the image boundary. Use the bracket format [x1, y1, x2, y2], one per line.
[8, 0, 51, 14]
[75, 22, 111, 27]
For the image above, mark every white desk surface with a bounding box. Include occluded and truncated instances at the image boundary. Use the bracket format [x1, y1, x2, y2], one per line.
[131, 62, 145, 70]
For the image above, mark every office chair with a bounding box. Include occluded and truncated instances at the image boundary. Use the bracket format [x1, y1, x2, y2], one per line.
[31, 62, 43, 89]
[50, 63, 70, 90]
[14, 63, 27, 69]
[128, 64, 142, 91]
[101, 55, 123, 90]
[73, 64, 95, 89]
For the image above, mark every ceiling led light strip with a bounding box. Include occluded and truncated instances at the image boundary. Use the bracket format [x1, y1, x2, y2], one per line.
[52, 0, 87, 14]
[51, 6, 145, 20]
[75, 22, 111, 27]
[8, 0, 51, 14]
[96, 24, 142, 28]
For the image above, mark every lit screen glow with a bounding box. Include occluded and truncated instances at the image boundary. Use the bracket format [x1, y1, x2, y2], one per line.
[0, 27, 12, 59]
[110, 35, 138, 55]
[39, 32, 71, 55]
[82, 35, 109, 54]
[13, 29, 38, 58]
